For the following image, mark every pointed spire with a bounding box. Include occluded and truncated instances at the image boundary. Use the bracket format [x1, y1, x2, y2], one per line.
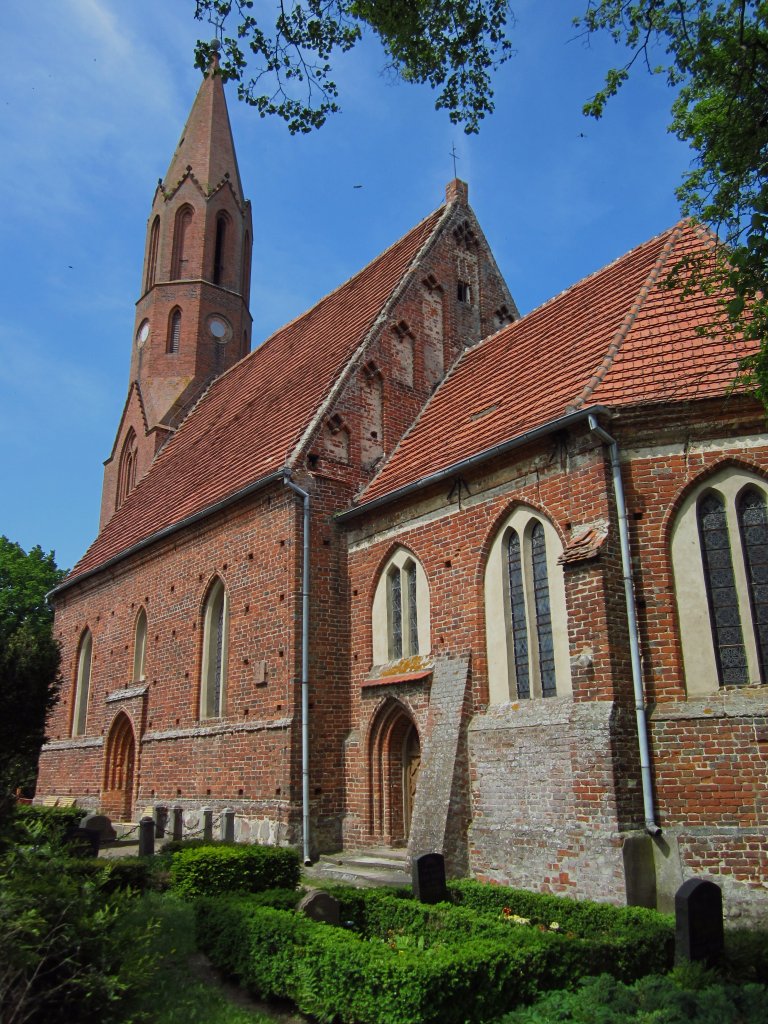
[162, 41, 244, 201]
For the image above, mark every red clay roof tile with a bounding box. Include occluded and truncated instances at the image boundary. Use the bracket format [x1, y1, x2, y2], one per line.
[67, 206, 445, 583]
[357, 222, 752, 508]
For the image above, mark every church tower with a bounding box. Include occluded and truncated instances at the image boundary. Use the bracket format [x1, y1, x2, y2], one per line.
[100, 44, 253, 528]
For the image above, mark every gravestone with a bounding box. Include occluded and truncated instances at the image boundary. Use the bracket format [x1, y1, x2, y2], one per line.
[412, 852, 448, 904]
[675, 877, 724, 967]
[64, 826, 100, 857]
[298, 889, 341, 926]
[80, 812, 116, 842]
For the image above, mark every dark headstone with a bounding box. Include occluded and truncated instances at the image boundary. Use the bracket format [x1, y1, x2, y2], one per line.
[64, 826, 100, 857]
[675, 877, 724, 967]
[80, 812, 116, 842]
[138, 815, 155, 857]
[412, 852, 448, 904]
[298, 889, 341, 926]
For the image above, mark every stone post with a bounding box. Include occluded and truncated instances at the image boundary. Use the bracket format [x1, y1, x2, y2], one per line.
[172, 805, 183, 841]
[154, 804, 168, 839]
[138, 816, 155, 857]
[203, 807, 213, 842]
[222, 807, 235, 842]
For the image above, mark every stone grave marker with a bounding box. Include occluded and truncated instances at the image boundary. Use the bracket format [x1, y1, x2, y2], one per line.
[298, 889, 341, 926]
[80, 812, 116, 843]
[64, 826, 100, 857]
[412, 852, 448, 904]
[675, 877, 724, 967]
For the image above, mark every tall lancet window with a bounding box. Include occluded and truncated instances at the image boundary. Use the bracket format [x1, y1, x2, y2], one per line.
[171, 205, 193, 280]
[133, 608, 147, 683]
[213, 213, 228, 285]
[167, 308, 181, 354]
[200, 578, 229, 719]
[72, 629, 93, 737]
[116, 428, 138, 509]
[145, 215, 160, 292]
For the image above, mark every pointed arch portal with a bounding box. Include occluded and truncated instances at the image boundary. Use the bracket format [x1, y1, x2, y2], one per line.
[368, 700, 421, 845]
[102, 712, 137, 821]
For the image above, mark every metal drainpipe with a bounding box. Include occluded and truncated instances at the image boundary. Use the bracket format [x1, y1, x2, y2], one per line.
[588, 415, 660, 836]
[283, 471, 312, 864]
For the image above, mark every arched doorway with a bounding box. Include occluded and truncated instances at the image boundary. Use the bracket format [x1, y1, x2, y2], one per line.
[102, 712, 136, 821]
[368, 700, 420, 845]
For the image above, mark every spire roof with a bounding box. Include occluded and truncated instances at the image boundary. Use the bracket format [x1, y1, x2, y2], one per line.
[162, 47, 244, 201]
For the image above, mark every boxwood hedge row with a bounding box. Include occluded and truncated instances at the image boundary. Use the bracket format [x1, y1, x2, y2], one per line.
[194, 885, 674, 1024]
[169, 843, 300, 898]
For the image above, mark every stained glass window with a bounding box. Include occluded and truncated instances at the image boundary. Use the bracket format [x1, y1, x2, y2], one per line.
[737, 488, 768, 682]
[405, 561, 418, 657]
[388, 568, 403, 661]
[531, 523, 556, 697]
[507, 530, 530, 699]
[698, 492, 747, 685]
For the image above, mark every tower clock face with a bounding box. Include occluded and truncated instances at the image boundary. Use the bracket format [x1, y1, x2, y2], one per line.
[208, 316, 231, 342]
[136, 319, 150, 346]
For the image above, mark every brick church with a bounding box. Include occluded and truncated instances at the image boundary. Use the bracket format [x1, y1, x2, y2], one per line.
[38, 55, 768, 921]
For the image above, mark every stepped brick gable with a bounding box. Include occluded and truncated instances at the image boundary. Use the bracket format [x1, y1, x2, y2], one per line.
[38, 63, 768, 922]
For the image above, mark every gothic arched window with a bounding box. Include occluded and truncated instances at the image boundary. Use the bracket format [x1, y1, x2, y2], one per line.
[485, 508, 571, 704]
[200, 578, 229, 718]
[133, 608, 147, 683]
[213, 212, 229, 286]
[671, 469, 768, 693]
[372, 549, 430, 665]
[145, 215, 160, 292]
[171, 204, 193, 280]
[116, 428, 138, 509]
[167, 308, 181, 354]
[72, 629, 93, 737]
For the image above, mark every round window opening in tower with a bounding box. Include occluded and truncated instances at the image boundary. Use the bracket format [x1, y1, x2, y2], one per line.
[208, 315, 232, 343]
[136, 319, 150, 347]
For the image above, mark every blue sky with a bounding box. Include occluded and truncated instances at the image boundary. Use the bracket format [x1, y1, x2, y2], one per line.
[0, 1, 692, 572]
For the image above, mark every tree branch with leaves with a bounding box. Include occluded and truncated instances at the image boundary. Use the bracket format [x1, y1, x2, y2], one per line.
[193, 0, 514, 133]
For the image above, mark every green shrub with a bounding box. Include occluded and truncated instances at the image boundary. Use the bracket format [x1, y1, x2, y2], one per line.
[13, 803, 84, 843]
[0, 840, 157, 1024]
[194, 885, 675, 1024]
[170, 843, 300, 898]
[497, 970, 768, 1024]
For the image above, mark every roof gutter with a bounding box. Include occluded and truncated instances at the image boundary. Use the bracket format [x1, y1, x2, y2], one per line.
[336, 405, 612, 523]
[51, 470, 285, 599]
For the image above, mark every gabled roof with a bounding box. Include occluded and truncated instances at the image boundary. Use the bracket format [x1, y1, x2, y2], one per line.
[355, 221, 751, 508]
[63, 205, 446, 587]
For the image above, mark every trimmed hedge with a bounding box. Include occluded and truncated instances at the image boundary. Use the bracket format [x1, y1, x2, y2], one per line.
[194, 886, 675, 1024]
[169, 843, 300, 898]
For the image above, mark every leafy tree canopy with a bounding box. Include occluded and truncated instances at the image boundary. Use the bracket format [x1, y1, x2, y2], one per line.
[0, 538, 65, 816]
[576, 1, 768, 404]
[193, 0, 514, 133]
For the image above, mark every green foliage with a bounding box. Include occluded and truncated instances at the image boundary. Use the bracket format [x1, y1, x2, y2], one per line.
[169, 843, 301, 898]
[0, 839, 156, 1024]
[192, 0, 512, 133]
[12, 804, 84, 844]
[194, 882, 675, 1024]
[0, 537, 65, 820]
[576, 2, 768, 407]
[496, 970, 768, 1024]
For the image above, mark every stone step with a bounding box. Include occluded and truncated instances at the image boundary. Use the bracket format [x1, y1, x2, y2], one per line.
[304, 848, 412, 889]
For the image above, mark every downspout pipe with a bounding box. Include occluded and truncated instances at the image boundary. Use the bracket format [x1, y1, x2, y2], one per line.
[588, 415, 660, 836]
[283, 471, 312, 864]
